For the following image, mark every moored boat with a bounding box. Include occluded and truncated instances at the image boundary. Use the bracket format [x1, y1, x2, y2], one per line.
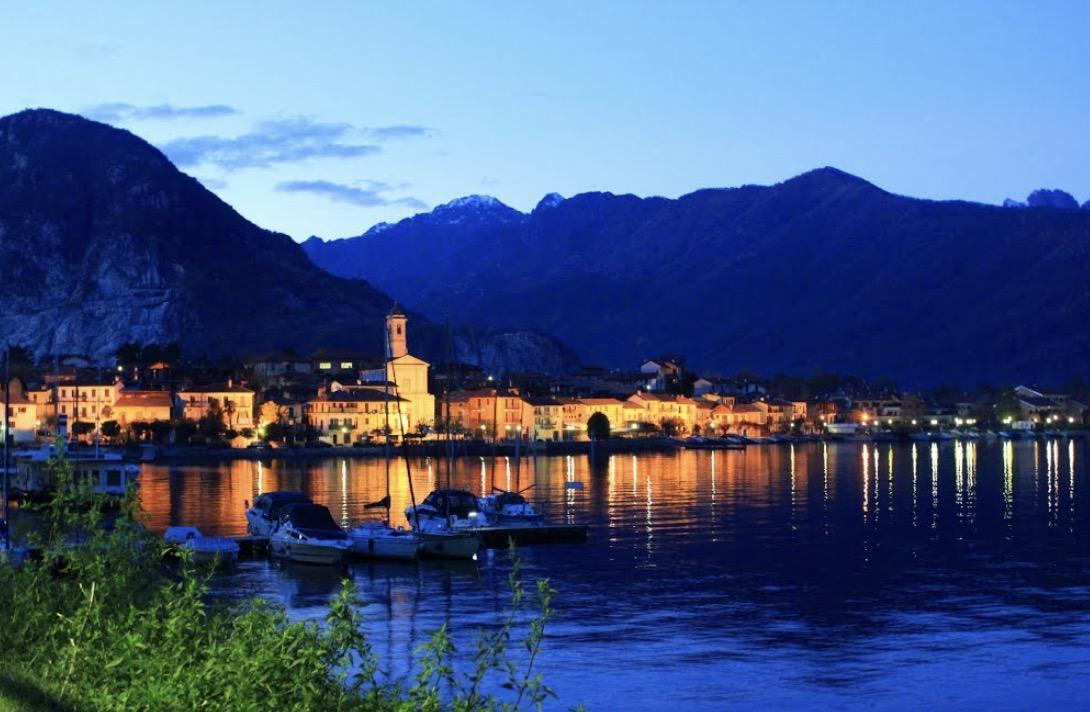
[163, 526, 239, 565]
[348, 520, 419, 560]
[245, 491, 313, 537]
[477, 489, 543, 525]
[268, 503, 351, 565]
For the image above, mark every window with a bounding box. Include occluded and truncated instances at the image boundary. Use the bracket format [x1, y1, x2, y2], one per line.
[340, 361, 353, 369]
[397, 325, 402, 335]
[319, 361, 332, 370]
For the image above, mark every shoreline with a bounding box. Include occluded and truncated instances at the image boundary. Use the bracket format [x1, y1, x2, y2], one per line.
[141, 429, 1090, 464]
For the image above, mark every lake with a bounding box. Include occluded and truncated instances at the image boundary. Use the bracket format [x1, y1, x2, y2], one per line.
[139, 439, 1090, 710]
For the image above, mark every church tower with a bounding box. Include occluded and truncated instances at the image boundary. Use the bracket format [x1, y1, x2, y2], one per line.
[386, 303, 408, 360]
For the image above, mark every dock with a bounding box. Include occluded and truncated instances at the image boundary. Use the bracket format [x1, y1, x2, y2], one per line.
[472, 523, 589, 548]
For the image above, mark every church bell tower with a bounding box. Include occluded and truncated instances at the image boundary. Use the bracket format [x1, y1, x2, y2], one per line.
[386, 304, 408, 360]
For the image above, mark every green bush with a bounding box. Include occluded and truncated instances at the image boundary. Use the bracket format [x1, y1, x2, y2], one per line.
[0, 448, 561, 711]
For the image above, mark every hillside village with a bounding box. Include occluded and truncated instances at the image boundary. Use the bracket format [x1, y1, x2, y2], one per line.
[2, 309, 1088, 449]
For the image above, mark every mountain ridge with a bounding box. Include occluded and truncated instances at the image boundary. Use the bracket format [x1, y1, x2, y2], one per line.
[303, 169, 1090, 387]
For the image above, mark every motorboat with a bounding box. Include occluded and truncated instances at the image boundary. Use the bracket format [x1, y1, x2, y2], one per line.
[244, 491, 313, 537]
[477, 489, 543, 525]
[268, 503, 351, 565]
[163, 526, 239, 565]
[406, 489, 492, 531]
[405, 490, 483, 559]
[348, 520, 419, 560]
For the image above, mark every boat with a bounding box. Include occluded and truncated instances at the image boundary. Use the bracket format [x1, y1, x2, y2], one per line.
[477, 488, 543, 525]
[244, 491, 313, 537]
[415, 528, 482, 559]
[407, 489, 492, 531]
[163, 526, 239, 565]
[268, 503, 351, 565]
[10, 446, 139, 501]
[348, 520, 419, 560]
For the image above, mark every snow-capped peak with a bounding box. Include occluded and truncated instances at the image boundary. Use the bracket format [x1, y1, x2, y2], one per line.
[535, 192, 565, 211]
[438, 194, 505, 211]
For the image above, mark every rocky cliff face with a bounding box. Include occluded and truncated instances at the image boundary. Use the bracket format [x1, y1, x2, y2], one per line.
[0, 109, 577, 374]
[305, 168, 1090, 387]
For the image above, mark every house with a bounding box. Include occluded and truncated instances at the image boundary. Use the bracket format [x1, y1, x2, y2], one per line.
[178, 381, 255, 428]
[27, 377, 123, 429]
[245, 353, 313, 384]
[1014, 385, 1088, 425]
[306, 388, 405, 445]
[112, 391, 177, 425]
[525, 396, 565, 441]
[3, 378, 38, 444]
[626, 392, 697, 433]
[444, 388, 531, 439]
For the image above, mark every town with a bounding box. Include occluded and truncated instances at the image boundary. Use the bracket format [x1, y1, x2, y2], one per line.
[3, 309, 1087, 451]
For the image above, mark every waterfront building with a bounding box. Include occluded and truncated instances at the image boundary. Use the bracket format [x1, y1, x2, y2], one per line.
[28, 377, 122, 427]
[306, 388, 405, 444]
[626, 392, 697, 433]
[445, 387, 531, 440]
[179, 381, 255, 429]
[112, 391, 177, 425]
[3, 378, 38, 444]
[525, 396, 564, 441]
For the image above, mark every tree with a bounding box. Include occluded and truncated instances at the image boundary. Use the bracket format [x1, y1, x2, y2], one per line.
[115, 341, 142, 367]
[661, 417, 684, 437]
[101, 420, 121, 439]
[70, 421, 95, 438]
[199, 399, 226, 438]
[587, 412, 611, 441]
[148, 420, 172, 443]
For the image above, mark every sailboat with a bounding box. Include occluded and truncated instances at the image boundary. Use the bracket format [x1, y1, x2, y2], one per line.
[347, 350, 420, 561]
[400, 314, 480, 560]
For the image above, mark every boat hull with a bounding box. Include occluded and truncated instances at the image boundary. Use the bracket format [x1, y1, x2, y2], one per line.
[269, 538, 346, 565]
[350, 532, 419, 560]
[417, 532, 480, 560]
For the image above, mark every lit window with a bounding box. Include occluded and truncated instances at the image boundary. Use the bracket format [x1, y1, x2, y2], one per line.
[319, 361, 332, 370]
[340, 362, 353, 369]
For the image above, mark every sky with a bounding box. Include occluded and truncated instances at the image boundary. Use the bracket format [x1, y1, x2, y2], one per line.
[1, 1, 1088, 240]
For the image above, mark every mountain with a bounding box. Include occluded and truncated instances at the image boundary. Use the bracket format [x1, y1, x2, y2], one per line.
[304, 167, 1090, 387]
[0, 109, 576, 374]
[1004, 188, 1087, 210]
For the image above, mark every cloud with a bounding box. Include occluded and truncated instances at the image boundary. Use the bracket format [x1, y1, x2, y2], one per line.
[159, 118, 383, 170]
[365, 125, 431, 141]
[84, 102, 238, 123]
[275, 179, 427, 210]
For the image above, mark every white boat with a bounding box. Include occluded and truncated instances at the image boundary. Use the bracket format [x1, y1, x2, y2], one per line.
[416, 528, 481, 559]
[163, 526, 239, 565]
[406, 489, 492, 531]
[405, 490, 483, 559]
[477, 489, 543, 525]
[268, 503, 351, 565]
[244, 491, 313, 537]
[10, 446, 139, 500]
[348, 520, 419, 560]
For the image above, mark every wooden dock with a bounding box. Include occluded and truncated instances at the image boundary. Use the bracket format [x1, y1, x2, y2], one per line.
[233, 535, 269, 557]
[472, 523, 589, 548]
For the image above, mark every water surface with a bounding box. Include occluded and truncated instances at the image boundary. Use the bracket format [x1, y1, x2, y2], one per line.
[139, 440, 1090, 709]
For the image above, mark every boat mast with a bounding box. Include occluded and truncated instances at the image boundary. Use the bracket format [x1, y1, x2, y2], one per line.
[383, 338, 392, 527]
[3, 344, 10, 541]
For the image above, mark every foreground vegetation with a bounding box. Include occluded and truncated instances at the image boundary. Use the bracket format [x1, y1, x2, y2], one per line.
[0, 450, 561, 711]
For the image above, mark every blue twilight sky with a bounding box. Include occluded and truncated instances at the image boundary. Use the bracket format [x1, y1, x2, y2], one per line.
[1, 1, 1088, 240]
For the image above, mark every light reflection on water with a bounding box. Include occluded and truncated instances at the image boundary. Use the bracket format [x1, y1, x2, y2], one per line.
[139, 440, 1090, 709]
